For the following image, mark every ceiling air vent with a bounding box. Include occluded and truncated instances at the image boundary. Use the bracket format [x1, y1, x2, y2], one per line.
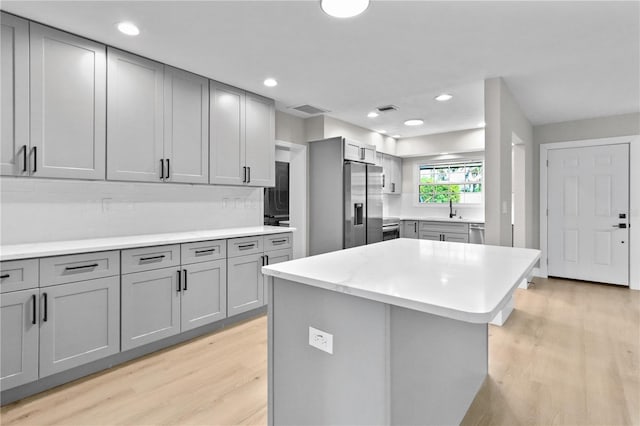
[290, 104, 330, 115]
[376, 105, 399, 113]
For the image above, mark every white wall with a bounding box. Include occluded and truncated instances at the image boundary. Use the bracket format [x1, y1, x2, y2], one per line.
[323, 116, 397, 155]
[275, 111, 306, 145]
[396, 128, 484, 157]
[484, 77, 534, 247]
[0, 178, 262, 244]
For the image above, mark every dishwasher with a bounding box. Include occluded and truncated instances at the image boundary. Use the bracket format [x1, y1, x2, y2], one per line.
[468, 223, 485, 244]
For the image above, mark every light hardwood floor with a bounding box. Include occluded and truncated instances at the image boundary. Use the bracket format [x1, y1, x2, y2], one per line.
[2, 277, 638, 426]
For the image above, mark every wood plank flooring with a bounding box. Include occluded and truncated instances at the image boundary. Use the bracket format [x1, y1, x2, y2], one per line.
[2, 277, 638, 426]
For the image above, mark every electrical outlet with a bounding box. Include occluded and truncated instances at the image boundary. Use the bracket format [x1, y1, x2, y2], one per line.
[309, 326, 333, 354]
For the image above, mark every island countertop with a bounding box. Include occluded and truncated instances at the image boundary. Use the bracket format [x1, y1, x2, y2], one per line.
[262, 238, 540, 323]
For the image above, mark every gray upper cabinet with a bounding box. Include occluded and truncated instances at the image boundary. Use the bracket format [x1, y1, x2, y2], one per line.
[163, 66, 209, 184]
[39, 276, 120, 377]
[381, 153, 402, 195]
[344, 138, 376, 164]
[245, 93, 275, 187]
[1, 288, 39, 390]
[210, 81, 275, 187]
[1, 13, 29, 177]
[209, 81, 246, 185]
[30, 23, 106, 180]
[107, 48, 164, 182]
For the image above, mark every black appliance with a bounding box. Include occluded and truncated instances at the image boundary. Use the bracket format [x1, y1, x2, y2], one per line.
[264, 161, 289, 226]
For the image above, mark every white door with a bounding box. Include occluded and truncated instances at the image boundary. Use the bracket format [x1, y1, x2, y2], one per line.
[107, 48, 164, 182]
[30, 24, 106, 180]
[163, 66, 209, 184]
[548, 144, 629, 285]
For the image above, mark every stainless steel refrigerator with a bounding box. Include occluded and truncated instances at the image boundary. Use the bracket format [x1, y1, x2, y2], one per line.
[308, 137, 383, 255]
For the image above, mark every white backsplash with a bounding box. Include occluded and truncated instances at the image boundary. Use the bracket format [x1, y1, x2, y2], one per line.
[0, 178, 263, 245]
[398, 193, 484, 222]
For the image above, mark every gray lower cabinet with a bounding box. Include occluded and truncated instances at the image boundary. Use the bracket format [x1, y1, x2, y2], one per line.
[39, 276, 120, 377]
[1, 288, 39, 390]
[227, 253, 264, 316]
[181, 259, 226, 332]
[262, 248, 293, 306]
[418, 231, 442, 241]
[121, 267, 181, 351]
[402, 221, 418, 239]
[30, 23, 107, 180]
[418, 221, 470, 243]
[1, 12, 29, 177]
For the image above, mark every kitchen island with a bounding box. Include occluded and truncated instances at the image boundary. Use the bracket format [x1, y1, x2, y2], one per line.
[262, 238, 540, 426]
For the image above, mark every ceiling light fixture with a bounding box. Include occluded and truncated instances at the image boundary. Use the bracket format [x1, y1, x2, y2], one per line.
[441, 152, 449, 155]
[367, 111, 379, 118]
[404, 119, 424, 126]
[117, 22, 140, 36]
[378, 130, 387, 134]
[392, 134, 401, 138]
[321, 0, 370, 18]
[263, 78, 278, 87]
[478, 121, 486, 128]
[434, 93, 453, 102]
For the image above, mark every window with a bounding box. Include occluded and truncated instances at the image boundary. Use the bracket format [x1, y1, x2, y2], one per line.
[418, 161, 483, 204]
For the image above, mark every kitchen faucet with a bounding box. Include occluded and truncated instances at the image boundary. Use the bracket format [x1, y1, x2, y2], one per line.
[449, 198, 457, 219]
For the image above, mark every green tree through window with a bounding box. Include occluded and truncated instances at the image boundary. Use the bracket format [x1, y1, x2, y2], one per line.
[418, 162, 483, 204]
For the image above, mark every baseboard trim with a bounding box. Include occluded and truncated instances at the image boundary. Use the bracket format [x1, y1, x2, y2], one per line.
[1, 306, 267, 406]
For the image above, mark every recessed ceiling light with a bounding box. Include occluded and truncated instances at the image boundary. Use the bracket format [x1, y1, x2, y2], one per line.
[321, 0, 369, 18]
[404, 119, 424, 126]
[441, 152, 449, 155]
[378, 130, 387, 134]
[478, 121, 486, 128]
[117, 22, 140, 36]
[367, 111, 379, 118]
[392, 134, 401, 138]
[263, 78, 278, 87]
[434, 93, 453, 102]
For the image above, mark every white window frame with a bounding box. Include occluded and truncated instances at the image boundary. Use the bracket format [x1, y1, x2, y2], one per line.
[415, 159, 485, 207]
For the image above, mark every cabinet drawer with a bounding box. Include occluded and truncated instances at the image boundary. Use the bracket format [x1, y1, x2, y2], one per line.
[40, 251, 119, 287]
[181, 240, 227, 265]
[419, 221, 469, 234]
[1, 259, 38, 293]
[121, 245, 180, 274]
[264, 233, 292, 252]
[227, 236, 263, 258]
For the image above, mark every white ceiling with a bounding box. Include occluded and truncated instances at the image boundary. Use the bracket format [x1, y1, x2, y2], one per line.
[4, 1, 639, 138]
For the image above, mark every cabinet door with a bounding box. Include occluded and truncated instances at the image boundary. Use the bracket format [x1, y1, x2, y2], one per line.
[344, 139, 362, 162]
[30, 23, 106, 180]
[121, 267, 180, 351]
[227, 253, 263, 316]
[1, 13, 29, 177]
[419, 231, 442, 241]
[362, 145, 376, 164]
[1, 288, 39, 390]
[381, 154, 391, 194]
[39, 276, 120, 377]
[181, 259, 226, 331]
[209, 81, 245, 185]
[444, 233, 469, 243]
[262, 248, 292, 306]
[391, 156, 402, 194]
[107, 48, 164, 182]
[245, 92, 275, 187]
[164, 66, 209, 184]
[402, 221, 418, 239]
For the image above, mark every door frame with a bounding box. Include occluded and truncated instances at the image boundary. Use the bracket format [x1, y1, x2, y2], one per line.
[539, 135, 639, 290]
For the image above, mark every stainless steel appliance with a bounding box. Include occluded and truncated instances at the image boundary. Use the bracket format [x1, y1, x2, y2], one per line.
[469, 223, 485, 244]
[382, 217, 400, 241]
[264, 161, 289, 226]
[309, 137, 383, 255]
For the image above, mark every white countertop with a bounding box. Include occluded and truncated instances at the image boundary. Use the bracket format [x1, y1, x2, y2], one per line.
[0, 226, 294, 261]
[400, 216, 484, 224]
[262, 239, 539, 323]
